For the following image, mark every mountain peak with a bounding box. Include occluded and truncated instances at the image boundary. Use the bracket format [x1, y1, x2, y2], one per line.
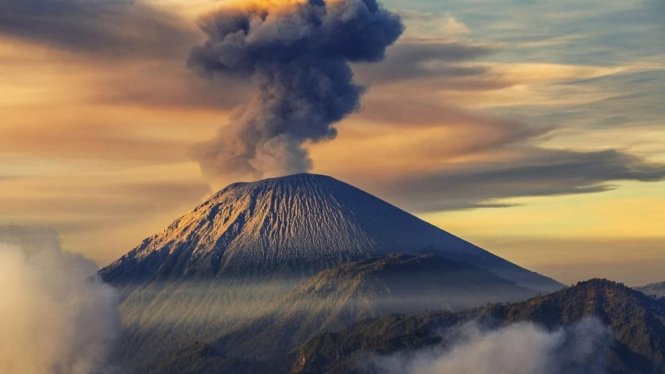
[213, 173, 338, 193]
[100, 174, 561, 291]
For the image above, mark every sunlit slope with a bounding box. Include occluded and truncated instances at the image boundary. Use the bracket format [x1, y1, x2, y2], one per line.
[101, 173, 560, 291]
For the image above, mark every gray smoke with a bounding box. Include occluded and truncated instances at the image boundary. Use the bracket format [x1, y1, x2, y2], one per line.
[0, 227, 120, 374]
[188, 0, 403, 180]
[374, 318, 611, 374]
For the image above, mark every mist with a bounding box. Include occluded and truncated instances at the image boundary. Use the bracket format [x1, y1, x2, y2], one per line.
[0, 228, 120, 374]
[373, 318, 611, 374]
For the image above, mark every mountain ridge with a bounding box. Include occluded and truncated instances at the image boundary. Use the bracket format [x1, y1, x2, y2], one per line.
[638, 281, 665, 298]
[293, 279, 665, 374]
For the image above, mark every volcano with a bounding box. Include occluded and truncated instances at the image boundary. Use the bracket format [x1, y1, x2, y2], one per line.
[101, 174, 564, 372]
[101, 173, 559, 291]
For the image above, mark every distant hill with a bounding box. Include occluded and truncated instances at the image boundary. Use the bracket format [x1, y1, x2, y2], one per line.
[638, 281, 665, 298]
[294, 279, 665, 374]
[154, 253, 537, 373]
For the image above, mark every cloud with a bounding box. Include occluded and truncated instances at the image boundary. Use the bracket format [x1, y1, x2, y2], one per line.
[348, 10, 511, 93]
[188, 0, 403, 181]
[88, 62, 252, 111]
[0, 227, 120, 374]
[313, 73, 665, 212]
[373, 318, 611, 374]
[0, 0, 195, 58]
[0, 120, 193, 164]
[354, 41, 495, 86]
[0, 163, 212, 264]
[398, 10, 471, 40]
[378, 148, 665, 211]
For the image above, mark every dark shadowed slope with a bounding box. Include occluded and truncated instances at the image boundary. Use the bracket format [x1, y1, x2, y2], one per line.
[294, 279, 665, 374]
[101, 173, 560, 292]
[156, 253, 536, 373]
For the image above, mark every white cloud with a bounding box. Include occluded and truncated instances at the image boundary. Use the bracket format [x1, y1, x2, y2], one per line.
[374, 318, 611, 374]
[441, 13, 470, 36]
[0, 227, 120, 374]
[401, 11, 470, 40]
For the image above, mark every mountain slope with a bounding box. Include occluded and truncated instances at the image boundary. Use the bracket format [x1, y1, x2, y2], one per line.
[294, 279, 665, 374]
[154, 253, 537, 373]
[100, 173, 559, 291]
[638, 281, 665, 298]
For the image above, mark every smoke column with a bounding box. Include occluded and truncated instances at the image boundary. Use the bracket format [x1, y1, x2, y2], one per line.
[188, 0, 403, 180]
[0, 228, 120, 374]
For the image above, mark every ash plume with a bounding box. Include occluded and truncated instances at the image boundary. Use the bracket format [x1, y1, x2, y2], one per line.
[188, 0, 403, 180]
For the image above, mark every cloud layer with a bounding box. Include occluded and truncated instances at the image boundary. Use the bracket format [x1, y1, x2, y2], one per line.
[374, 318, 611, 374]
[381, 148, 665, 211]
[188, 0, 403, 180]
[0, 0, 195, 58]
[0, 227, 120, 374]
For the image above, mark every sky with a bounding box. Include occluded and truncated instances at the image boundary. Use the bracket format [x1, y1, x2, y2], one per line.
[0, 0, 663, 285]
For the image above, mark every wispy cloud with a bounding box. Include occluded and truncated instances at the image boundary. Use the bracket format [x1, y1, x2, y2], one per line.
[378, 149, 665, 211]
[0, 0, 196, 58]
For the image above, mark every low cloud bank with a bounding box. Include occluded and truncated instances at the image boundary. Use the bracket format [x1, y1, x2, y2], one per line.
[0, 227, 120, 374]
[374, 318, 611, 374]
